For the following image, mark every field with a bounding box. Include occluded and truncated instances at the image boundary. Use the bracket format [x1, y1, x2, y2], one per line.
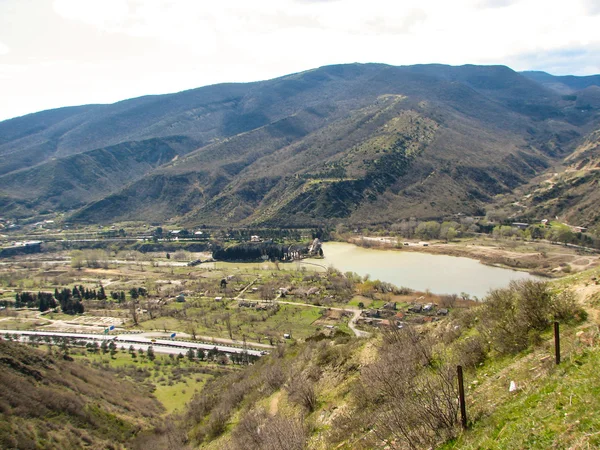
[0, 248, 383, 347]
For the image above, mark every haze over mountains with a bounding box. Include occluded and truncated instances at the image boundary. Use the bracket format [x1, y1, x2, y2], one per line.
[1, 63, 599, 227]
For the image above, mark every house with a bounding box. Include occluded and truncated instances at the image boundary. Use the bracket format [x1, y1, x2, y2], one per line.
[408, 304, 422, 313]
[383, 302, 397, 310]
[283, 333, 291, 339]
[176, 294, 186, 302]
[214, 296, 223, 301]
[422, 303, 434, 313]
[251, 235, 260, 242]
[238, 301, 257, 308]
[511, 222, 529, 230]
[306, 287, 319, 296]
[364, 309, 381, 318]
[437, 308, 449, 316]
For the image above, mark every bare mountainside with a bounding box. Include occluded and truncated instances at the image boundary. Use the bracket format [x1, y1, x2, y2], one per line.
[1, 63, 599, 226]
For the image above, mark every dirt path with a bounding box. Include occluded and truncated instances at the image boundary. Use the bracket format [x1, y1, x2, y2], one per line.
[269, 391, 282, 415]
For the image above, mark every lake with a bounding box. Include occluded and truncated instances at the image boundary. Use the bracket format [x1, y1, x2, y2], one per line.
[305, 242, 542, 299]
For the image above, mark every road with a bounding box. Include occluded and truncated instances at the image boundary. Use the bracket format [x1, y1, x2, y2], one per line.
[0, 329, 266, 357]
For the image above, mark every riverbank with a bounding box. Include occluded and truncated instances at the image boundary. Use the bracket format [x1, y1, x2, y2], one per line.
[347, 236, 600, 277]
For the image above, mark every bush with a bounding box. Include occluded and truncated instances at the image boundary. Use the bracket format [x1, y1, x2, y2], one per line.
[551, 289, 586, 322]
[477, 281, 583, 355]
[454, 335, 487, 369]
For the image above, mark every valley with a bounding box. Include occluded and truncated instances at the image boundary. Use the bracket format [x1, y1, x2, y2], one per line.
[1, 62, 600, 449]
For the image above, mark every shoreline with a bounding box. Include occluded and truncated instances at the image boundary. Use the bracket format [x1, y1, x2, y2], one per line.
[344, 236, 600, 278]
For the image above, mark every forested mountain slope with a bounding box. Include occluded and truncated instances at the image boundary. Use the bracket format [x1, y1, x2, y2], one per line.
[1, 63, 599, 226]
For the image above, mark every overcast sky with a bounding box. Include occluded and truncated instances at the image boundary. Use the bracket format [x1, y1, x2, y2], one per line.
[1, 0, 599, 121]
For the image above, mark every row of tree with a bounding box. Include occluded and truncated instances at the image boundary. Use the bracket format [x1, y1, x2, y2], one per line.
[12, 285, 94, 314]
[212, 243, 309, 262]
[14, 291, 57, 311]
[54, 285, 107, 301]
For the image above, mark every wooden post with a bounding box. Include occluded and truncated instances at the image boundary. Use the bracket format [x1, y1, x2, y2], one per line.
[554, 321, 560, 365]
[457, 365, 468, 429]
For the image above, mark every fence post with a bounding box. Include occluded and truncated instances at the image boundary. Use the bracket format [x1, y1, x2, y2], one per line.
[457, 365, 468, 429]
[554, 321, 560, 365]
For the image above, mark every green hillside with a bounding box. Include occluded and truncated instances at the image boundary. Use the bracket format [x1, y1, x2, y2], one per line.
[0, 340, 163, 449]
[156, 273, 600, 450]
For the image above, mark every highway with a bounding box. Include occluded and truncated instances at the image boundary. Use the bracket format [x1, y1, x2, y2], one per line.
[0, 329, 266, 357]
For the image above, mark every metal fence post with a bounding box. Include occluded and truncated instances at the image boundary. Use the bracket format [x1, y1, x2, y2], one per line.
[457, 365, 468, 429]
[554, 321, 560, 365]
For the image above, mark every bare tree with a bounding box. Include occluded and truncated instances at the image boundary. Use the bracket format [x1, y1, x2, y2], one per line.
[361, 326, 459, 449]
[286, 375, 317, 412]
[229, 409, 307, 450]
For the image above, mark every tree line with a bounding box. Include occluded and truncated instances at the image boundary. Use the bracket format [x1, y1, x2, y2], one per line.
[12, 284, 106, 314]
[212, 242, 309, 262]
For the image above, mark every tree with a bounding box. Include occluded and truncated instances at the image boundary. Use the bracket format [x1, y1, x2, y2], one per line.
[71, 251, 84, 270]
[187, 348, 195, 361]
[196, 348, 205, 361]
[147, 345, 156, 361]
[130, 300, 138, 326]
[415, 221, 441, 240]
[446, 227, 457, 242]
[224, 313, 233, 340]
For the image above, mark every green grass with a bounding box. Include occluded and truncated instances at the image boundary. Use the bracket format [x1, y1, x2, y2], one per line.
[0, 319, 38, 330]
[153, 376, 209, 414]
[137, 300, 329, 343]
[445, 341, 600, 449]
[348, 296, 371, 308]
[72, 350, 216, 414]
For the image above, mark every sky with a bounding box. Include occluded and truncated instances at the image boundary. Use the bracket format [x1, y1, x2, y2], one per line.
[1, 0, 600, 121]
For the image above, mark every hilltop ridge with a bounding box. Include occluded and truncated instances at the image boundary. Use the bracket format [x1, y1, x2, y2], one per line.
[1, 63, 599, 227]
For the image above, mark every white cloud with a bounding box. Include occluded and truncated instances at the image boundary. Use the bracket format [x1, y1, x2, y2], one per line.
[0, 0, 599, 120]
[53, 0, 130, 29]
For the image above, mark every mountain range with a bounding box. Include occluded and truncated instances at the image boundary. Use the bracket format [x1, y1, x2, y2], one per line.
[1, 63, 599, 227]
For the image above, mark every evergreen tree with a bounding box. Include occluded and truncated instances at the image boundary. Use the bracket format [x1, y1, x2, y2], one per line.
[147, 346, 155, 361]
[187, 348, 195, 361]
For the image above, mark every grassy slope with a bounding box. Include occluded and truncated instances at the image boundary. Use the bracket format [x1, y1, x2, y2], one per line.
[0, 340, 164, 450]
[179, 267, 600, 450]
